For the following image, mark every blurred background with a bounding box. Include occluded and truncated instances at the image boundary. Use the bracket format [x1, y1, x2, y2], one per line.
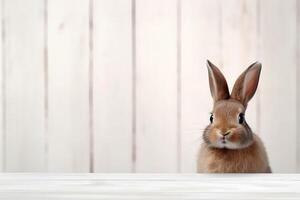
[0, 0, 298, 173]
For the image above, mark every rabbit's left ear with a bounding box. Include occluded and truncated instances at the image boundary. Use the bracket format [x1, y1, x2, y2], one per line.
[231, 62, 262, 106]
[207, 60, 230, 102]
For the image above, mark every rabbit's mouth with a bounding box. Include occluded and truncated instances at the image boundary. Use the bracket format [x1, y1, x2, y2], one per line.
[221, 136, 227, 144]
[220, 140, 229, 148]
[215, 137, 253, 150]
[215, 137, 242, 149]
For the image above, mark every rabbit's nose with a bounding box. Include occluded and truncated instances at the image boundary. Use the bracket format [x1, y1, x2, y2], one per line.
[221, 131, 231, 136]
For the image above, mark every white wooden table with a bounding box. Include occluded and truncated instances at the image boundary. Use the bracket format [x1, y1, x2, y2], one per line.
[0, 174, 299, 199]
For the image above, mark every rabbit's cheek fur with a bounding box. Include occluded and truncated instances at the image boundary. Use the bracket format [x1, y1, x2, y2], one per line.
[203, 126, 224, 147]
[225, 133, 246, 149]
[228, 131, 241, 143]
[207, 128, 219, 144]
[208, 133, 218, 144]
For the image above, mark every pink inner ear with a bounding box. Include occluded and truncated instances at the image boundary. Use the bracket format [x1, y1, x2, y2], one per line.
[243, 67, 260, 102]
[207, 61, 230, 102]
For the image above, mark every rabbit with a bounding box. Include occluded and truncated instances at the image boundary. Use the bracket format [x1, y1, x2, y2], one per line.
[197, 60, 271, 173]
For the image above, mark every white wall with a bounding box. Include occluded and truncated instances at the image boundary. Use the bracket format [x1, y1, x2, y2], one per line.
[0, 0, 298, 172]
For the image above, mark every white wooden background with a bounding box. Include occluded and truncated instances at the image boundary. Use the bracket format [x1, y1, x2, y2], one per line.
[0, 0, 299, 173]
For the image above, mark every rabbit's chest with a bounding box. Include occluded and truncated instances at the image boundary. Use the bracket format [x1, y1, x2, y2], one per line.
[206, 150, 259, 173]
[198, 141, 269, 173]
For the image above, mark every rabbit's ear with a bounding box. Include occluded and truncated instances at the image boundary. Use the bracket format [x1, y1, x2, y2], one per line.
[231, 62, 262, 106]
[207, 60, 230, 102]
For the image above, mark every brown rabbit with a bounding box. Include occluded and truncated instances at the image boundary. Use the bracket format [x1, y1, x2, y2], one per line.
[197, 60, 271, 173]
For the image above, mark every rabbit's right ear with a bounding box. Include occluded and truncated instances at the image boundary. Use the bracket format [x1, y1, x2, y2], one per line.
[207, 60, 230, 102]
[231, 62, 261, 106]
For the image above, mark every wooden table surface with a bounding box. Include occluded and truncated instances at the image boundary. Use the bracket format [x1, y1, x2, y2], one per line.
[0, 174, 299, 199]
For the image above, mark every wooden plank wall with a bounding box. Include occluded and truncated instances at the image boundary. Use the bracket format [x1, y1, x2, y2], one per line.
[0, 0, 298, 172]
[93, 0, 133, 172]
[47, 0, 90, 172]
[4, 0, 46, 172]
[135, 0, 178, 172]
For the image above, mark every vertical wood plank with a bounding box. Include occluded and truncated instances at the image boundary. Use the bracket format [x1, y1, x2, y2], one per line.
[181, 0, 221, 172]
[4, 0, 45, 171]
[221, 0, 259, 132]
[297, 0, 300, 173]
[135, 0, 178, 172]
[93, 0, 133, 172]
[0, 0, 4, 171]
[48, 0, 90, 172]
[259, 0, 297, 172]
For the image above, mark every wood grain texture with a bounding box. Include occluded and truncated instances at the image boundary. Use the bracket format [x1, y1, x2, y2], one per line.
[0, 174, 299, 199]
[93, 0, 133, 172]
[0, 0, 299, 173]
[259, 0, 297, 172]
[135, 0, 178, 172]
[3, 0, 46, 172]
[47, 0, 90, 172]
[297, 0, 300, 173]
[0, 0, 4, 171]
[181, 0, 221, 172]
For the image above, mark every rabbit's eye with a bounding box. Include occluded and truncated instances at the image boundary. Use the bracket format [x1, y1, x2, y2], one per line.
[238, 113, 245, 124]
[209, 114, 214, 123]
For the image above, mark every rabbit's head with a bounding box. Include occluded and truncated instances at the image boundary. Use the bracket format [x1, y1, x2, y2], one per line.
[203, 60, 261, 149]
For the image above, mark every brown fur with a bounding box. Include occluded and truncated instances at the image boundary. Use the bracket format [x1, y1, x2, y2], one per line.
[198, 61, 271, 173]
[229, 131, 241, 143]
[231, 62, 261, 106]
[203, 99, 253, 149]
[208, 130, 218, 143]
[197, 134, 270, 173]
